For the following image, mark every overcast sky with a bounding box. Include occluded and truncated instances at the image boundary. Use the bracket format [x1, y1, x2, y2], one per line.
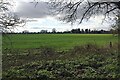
[11, 0, 115, 32]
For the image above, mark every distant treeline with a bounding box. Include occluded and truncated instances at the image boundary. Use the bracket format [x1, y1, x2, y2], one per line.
[5, 28, 114, 34]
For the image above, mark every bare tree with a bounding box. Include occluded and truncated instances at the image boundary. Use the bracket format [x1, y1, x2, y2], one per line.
[48, 0, 120, 24]
[0, 13, 25, 33]
[116, 15, 120, 33]
[0, 0, 25, 33]
[111, 14, 120, 35]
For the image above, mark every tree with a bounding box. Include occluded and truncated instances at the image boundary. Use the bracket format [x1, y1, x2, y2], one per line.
[22, 30, 29, 34]
[40, 30, 48, 33]
[115, 15, 120, 34]
[81, 29, 84, 33]
[71, 28, 81, 33]
[111, 14, 120, 35]
[0, 0, 25, 33]
[49, 0, 120, 24]
[52, 28, 56, 33]
[88, 29, 91, 33]
[1, 13, 25, 33]
[85, 29, 89, 33]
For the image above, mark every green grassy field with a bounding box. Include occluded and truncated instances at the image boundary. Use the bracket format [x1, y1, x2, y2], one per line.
[3, 34, 118, 50]
[2, 34, 120, 79]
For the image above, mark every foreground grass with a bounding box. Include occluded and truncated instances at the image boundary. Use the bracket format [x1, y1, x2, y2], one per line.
[2, 34, 119, 79]
[3, 34, 118, 50]
[2, 43, 120, 79]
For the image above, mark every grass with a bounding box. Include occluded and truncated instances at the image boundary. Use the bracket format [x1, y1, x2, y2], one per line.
[2, 34, 119, 79]
[2, 45, 120, 79]
[3, 34, 118, 50]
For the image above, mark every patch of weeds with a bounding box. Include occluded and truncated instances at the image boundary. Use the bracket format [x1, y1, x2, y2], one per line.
[40, 46, 56, 57]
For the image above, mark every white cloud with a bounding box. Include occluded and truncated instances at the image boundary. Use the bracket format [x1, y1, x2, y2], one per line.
[13, 15, 113, 32]
[12, 0, 114, 32]
[14, 2, 51, 18]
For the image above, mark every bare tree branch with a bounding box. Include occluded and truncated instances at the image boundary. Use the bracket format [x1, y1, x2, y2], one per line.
[48, 0, 120, 24]
[0, 0, 25, 33]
